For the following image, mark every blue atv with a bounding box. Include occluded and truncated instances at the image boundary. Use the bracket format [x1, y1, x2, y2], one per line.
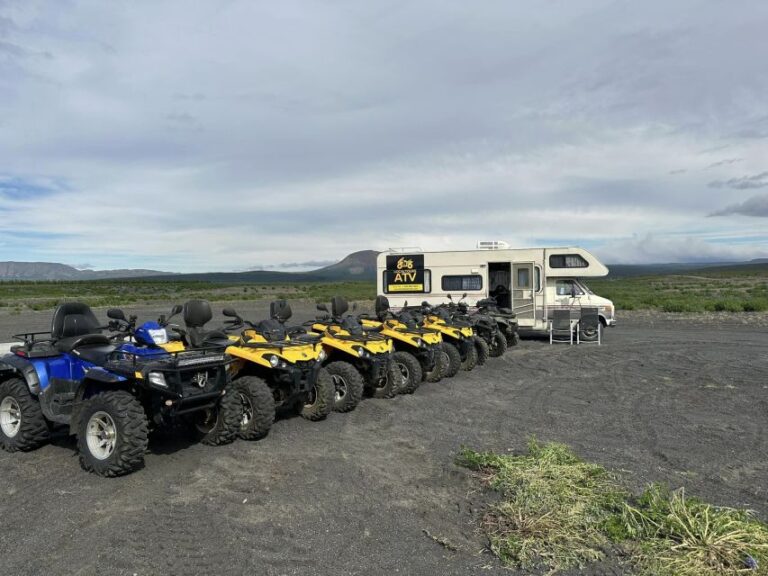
[0, 302, 240, 477]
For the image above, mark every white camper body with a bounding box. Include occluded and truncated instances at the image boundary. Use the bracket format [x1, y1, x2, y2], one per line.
[377, 246, 616, 333]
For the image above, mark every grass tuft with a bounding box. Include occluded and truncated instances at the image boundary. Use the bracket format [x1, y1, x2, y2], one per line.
[459, 441, 768, 575]
[621, 484, 768, 576]
[457, 439, 627, 572]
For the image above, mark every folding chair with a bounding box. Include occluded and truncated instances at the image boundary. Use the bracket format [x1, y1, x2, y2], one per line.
[577, 307, 601, 345]
[549, 309, 573, 345]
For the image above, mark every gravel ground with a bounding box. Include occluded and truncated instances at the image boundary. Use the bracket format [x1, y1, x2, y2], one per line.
[1, 305, 767, 575]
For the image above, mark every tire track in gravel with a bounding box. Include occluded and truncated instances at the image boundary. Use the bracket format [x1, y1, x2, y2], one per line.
[1, 317, 767, 575]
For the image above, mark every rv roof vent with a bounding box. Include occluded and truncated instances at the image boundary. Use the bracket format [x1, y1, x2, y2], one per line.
[477, 240, 510, 250]
[386, 246, 423, 253]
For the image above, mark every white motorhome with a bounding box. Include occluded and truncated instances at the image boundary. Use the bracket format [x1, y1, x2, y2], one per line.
[376, 242, 616, 333]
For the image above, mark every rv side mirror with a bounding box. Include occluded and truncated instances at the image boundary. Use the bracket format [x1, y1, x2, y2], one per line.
[317, 303, 328, 312]
[107, 308, 126, 321]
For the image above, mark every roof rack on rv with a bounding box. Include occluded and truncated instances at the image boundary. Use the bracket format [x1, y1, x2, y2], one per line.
[476, 240, 510, 250]
[385, 247, 423, 253]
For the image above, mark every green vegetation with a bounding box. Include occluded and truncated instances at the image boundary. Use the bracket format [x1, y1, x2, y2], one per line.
[457, 440, 626, 572]
[458, 441, 768, 575]
[591, 267, 768, 313]
[0, 279, 376, 311]
[622, 484, 768, 576]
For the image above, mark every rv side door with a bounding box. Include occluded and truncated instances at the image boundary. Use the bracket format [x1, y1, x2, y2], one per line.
[512, 262, 535, 321]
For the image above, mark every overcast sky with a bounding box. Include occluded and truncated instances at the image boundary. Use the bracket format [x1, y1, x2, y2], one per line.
[1, 0, 767, 271]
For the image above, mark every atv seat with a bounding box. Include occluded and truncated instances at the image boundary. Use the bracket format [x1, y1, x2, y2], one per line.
[270, 300, 293, 323]
[51, 302, 111, 353]
[183, 300, 230, 348]
[72, 344, 119, 366]
[374, 295, 391, 321]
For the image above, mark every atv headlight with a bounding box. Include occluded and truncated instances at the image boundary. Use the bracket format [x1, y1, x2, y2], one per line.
[148, 372, 167, 388]
[268, 355, 280, 368]
[354, 346, 370, 358]
[417, 338, 427, 348]
[318, 349, 327, 362]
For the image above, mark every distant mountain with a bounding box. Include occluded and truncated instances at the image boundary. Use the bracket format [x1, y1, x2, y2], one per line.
[0, 261, 172, 281]
[312, 250, 379, 280]
[144, 250, 381, 283]
[0, 252, 381, 283]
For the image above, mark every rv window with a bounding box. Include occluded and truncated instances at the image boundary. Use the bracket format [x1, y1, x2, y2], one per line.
[516, 268, 530, 288]
[549, 254, 588, 268]
[441, 274, 482, 291]
[556, 280, 583, 296]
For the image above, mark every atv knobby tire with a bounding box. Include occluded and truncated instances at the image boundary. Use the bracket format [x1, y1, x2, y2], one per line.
[424, 351, 449, 383]
[233, 376, 275, 440]
[392, 351, 422, 395]
[441, 342, 462, 378]
[192, 388, 241, 446]
[77, 390, 149, 477]
[505, 331, 520, 347]
[474, 336, 490, 365]
[488, 332, 508, 357]
[368, 360, 399, 399]
[300, 367, 335, 421]
[0, 377, 49, 452]
[460, 340, 478, 371]
[326, 361, 364, 413]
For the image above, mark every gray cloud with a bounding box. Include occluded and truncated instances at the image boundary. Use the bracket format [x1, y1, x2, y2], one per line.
[709, 194, 768, 218]
[278, 260, 336, 269]
[706, 158, 742, 169]
[0, 1, 767, 268]
[708, 172, 768, 190]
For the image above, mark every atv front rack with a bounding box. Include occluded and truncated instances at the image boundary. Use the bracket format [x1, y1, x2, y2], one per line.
[105, 347, 230, 373]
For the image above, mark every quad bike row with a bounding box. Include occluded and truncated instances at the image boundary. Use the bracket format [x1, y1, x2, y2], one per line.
[0, 294, 517, 477]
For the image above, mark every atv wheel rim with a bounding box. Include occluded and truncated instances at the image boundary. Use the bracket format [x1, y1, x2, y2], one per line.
[86, 411, 117, 460]
[305, 385, 318, 408]
[238, 392, 253, 429]
[195, 409, 218, 434]
[396, 363, 409, 388]
[331, 374, 347, 402]
[0, 397, 21, 438]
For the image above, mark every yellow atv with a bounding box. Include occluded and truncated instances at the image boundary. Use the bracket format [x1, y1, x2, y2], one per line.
[303, 297, 398, 412]
[175, 300, 334, 440]
[358, 296, 449, 394]
[410, 301, 478, 377]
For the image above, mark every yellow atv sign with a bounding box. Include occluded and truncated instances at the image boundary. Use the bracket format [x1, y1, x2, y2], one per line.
[385, 254, 426, 293]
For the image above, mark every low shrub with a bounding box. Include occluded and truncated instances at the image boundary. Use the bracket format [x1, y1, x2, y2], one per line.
[459, 441, 768, 575]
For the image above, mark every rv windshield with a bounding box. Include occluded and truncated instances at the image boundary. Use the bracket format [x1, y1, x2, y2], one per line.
[577, 280, 594, 295]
